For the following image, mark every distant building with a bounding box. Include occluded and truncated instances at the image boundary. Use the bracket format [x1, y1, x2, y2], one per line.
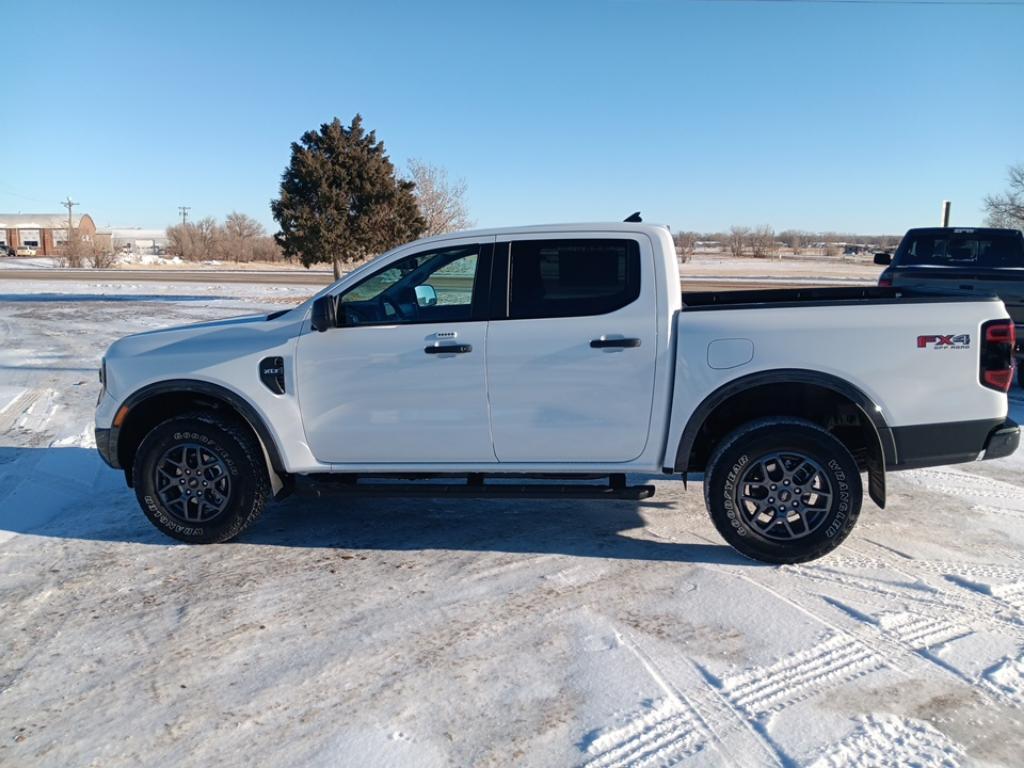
[109, 228, 170, 255]
[0, 213, 97, 255]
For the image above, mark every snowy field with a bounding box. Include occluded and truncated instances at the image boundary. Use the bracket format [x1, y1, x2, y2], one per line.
[2, 279, 1023, 767]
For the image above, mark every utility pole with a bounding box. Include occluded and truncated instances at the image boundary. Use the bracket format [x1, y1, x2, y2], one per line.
[178, 206, 191, 225]
[941, 200, 951, 227]
[61, 196, 78, 236]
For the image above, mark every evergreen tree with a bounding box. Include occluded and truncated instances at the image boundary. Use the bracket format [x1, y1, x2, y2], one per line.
[271, 115, 424, 279]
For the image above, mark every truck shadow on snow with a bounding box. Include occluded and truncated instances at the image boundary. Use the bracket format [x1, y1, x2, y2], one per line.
[0, 447, 754, 566]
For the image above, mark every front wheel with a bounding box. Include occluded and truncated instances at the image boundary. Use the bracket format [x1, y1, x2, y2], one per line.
[703, 418, 862, 564]
[133, 412, 269, 543]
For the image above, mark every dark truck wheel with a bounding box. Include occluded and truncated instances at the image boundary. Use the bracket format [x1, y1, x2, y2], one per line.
[703, 418, 862, 564]
[134, 412, 268, 544]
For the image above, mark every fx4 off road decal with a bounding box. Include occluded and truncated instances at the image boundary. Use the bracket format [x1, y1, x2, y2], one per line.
[917, 334, 970, 350]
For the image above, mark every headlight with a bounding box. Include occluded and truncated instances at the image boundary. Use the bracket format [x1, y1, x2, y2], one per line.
[97, 359, 107, 405]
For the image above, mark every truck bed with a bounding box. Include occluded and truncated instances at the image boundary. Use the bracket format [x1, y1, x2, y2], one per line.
[681, 285, 1001, 311]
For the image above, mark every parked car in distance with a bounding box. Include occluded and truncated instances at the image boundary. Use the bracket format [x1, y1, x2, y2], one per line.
[95, 221, 1019, 563]
[14, 245, 37, 257]
[0, 245, 13, 257]
[877, 227, 1024, 387]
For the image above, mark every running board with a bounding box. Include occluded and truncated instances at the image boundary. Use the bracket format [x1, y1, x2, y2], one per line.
[310, 480, 656, 501]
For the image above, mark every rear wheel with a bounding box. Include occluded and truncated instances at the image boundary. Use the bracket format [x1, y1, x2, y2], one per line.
[133, 412, 268, 543]
[704, 418, 862, 564]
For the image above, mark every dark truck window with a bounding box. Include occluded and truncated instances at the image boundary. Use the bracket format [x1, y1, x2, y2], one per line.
[508, 239, 641, 319]
[895, 230, 1024, 268]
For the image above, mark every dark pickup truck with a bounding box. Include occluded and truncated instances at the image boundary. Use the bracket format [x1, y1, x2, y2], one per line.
[877, 227, 1024, 388]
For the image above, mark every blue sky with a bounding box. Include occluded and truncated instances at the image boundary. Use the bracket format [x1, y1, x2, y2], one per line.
[2, 0, 1022, 235]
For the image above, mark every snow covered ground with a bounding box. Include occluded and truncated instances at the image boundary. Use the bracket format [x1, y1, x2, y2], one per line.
[1, 279, 1023, 767]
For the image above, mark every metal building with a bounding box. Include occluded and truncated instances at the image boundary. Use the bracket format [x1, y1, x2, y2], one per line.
[0, 213, 97, 256]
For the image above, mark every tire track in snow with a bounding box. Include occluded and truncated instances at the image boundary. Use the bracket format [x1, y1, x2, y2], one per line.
[716, 633, 884, 718]
[982, 650, 1024, 707]
[0, 387, 61, 438]
[847, 541, 1024, 628]
[899, 468, 1024, 510]
[806, 714, 966, 768]
[580, 629, 785, 768]
[731, 565, 1023, 711]
[581, 696, 708, 768]
[0, 389, 41, 434]
[791, 562, 1024, 639]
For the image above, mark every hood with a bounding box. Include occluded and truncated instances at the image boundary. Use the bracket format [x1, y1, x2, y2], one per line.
[133, 312, 269, 336]
[104, 309, 302, 362]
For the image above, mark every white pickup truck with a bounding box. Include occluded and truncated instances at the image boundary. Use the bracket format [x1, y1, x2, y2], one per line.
[95, 222, 1020, 563]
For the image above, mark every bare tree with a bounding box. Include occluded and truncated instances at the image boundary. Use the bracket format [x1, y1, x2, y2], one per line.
[674, 231, 698, 263]
[54, 230, 114, 268]
[984, 164, 1024, 229]
[750, 225, 776, 259]
[408, 159, 473, 237]
[727, 226, 750, 258]
[252, 236, 283, 263]
[167, 217, 222, 261]
[778, 229, 806, 255]
[221, 212, 266, 263]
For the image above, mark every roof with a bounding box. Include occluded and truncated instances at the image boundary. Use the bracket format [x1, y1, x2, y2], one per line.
[905, 227, 1022, 236]
[108, 228, 168, 240]
[407, 221, 670, 248]
[0, 213, 86, 229]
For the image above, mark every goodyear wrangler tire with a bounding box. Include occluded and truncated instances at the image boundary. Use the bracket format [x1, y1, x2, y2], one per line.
[134, 412, 268, 544]
[704, 418, 862, 564]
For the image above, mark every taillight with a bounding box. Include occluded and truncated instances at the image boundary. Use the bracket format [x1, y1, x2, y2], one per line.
[878, 271, 893, 288]
[980, 319, 1015, 392]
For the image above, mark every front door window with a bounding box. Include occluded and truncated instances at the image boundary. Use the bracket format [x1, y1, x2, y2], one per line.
[339, 245, 480, 326]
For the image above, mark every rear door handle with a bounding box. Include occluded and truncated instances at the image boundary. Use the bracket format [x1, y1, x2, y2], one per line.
[424, 344, 472, 354]
[590, 337, 641, 349]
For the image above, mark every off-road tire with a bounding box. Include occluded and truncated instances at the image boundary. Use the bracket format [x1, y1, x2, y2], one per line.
[134, 412, 268, 544]
[703, 417, 862, 564]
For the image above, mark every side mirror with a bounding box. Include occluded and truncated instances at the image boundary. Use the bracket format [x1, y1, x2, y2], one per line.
[310, 294, 338, 332]
[873, 253, 892, 266]
[414, 284, 438, 307]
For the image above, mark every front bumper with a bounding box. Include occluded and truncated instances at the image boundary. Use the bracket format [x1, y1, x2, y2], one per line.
[95, 427, 121, 469]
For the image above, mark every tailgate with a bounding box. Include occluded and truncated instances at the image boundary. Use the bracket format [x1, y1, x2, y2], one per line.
[892, 268, 1024, 325]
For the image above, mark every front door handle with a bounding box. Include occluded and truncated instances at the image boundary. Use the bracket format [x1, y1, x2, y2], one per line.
[424, 344, 472, 354]
[590, 337, 641, 349]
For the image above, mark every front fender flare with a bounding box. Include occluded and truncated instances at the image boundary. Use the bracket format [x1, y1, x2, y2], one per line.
[112, 378, 289, 497]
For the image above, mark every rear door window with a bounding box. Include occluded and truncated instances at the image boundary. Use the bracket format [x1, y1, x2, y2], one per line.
[506, 239, 641, 320]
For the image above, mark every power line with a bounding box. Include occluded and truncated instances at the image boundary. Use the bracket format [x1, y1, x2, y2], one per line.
[0, 183, 52, 205]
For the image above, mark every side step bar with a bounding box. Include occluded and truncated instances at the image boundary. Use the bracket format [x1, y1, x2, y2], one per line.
[309, 474, 656, 501]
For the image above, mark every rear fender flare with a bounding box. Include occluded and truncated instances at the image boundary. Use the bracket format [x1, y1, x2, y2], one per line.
[673, 369, 895, 508]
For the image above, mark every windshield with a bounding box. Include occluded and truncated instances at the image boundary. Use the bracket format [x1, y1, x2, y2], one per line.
[894, 230, 1024, 268]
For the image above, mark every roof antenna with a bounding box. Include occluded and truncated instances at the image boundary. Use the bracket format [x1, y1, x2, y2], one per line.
[624, 211, 642, 223]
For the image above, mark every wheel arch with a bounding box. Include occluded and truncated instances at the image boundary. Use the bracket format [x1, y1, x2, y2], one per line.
[112, 379, 288, 496]
[673, 369, 896, 508]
